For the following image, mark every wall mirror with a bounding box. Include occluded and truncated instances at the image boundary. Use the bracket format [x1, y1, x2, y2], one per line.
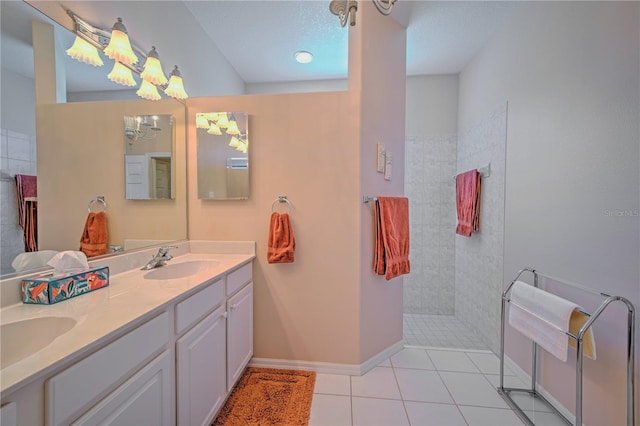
[196, 112, 249, 200]
[124, 114, 175, 200]
[0, 1, 187, 278]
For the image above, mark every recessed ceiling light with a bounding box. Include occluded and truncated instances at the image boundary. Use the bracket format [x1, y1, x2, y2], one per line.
[294, 51, 313, 64]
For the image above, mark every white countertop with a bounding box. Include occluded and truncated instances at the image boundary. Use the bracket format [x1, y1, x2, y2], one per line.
[0, 251, 254, 395]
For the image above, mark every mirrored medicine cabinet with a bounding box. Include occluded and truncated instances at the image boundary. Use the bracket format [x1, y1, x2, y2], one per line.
[196, 112, 249, 200]
[124, 114, 175, 200]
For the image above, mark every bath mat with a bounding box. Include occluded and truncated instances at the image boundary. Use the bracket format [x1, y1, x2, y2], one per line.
[213, 367, 316, 426]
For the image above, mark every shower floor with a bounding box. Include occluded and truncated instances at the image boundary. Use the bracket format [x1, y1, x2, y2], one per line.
[403, 313, 490, 350]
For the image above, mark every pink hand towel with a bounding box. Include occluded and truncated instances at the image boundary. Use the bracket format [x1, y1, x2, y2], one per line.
[374, 197, 411, 280]
[455, 170, 481, 236]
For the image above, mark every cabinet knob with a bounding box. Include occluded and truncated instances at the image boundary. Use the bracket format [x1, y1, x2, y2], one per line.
[222, 312, 228, 319]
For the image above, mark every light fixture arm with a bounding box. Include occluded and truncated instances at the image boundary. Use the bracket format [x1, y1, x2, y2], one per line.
[330, 0, 396, 27]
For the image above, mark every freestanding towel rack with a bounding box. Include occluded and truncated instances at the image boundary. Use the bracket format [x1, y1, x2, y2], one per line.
[499, 267, 635, 426]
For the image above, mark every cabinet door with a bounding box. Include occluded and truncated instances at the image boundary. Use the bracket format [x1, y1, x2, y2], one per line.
[227, 282, 253, 391]
[176, 305, 227, 426]
[72, 351, 173, 425]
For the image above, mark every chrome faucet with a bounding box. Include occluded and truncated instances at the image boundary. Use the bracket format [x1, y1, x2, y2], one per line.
[141, 245, 178, 270]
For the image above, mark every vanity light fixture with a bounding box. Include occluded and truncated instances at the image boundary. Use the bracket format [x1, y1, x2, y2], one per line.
[294, 50, 313, 64]
[124, 115, 162, 142]
[226, 114, 240, 135]
[196, 114, 210, 129]
[207, 122, 222, 135]
[164, 66, 189, 100]
[140, 47, 168, 85]
[66, 36, 104, 66]
[329, 0, 397, 27]
[136, 79, 162, 100]
[103, 18, 138, 65]
[66, 10, 188, 100]
[107, 61, 137, 86]
[216, 113, 230, 129]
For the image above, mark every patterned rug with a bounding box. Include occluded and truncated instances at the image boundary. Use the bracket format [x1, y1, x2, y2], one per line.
[213, 367, 316, 425]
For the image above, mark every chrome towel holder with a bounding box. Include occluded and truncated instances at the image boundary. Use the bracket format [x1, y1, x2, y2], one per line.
[88, 196, 108, 213]
[271, 195, 292, 214]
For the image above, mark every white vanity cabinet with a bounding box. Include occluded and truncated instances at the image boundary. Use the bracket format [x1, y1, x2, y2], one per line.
[3, 256, 254, 426]
[45, 312, 172, 426]
[175, 280, 227, 426]
[227, 281, 253, 391]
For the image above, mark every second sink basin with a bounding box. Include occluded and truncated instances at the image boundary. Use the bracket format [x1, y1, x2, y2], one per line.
[143, 260, 220, 280]
[1, 316, 77, 369]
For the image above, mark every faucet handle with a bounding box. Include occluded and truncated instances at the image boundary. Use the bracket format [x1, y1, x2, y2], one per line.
[157, 245, 178, 256]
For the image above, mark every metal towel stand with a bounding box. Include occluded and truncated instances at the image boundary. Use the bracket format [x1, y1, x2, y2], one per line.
[499, 267, 635, 426]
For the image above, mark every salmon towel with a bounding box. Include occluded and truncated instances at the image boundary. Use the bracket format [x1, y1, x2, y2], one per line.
[80, 211, 108, 257]
[455, 170, 481, 236]
[267, 212, 295, 263]
[374, 197, 410, 280]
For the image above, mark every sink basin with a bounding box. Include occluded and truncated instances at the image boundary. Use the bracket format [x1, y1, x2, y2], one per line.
[143, 260, 219, 280]
[1, 316, 76, 369]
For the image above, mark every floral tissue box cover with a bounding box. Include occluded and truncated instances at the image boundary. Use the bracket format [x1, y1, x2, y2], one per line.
[21, 266, 109, 305]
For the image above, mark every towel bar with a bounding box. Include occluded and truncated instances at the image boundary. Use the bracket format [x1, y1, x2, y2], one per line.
[453, 163, 491, 180]
[271, 195, 292, 214]
[499, 268, 635, 426]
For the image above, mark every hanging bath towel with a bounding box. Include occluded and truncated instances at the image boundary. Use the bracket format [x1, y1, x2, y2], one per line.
[267, 212, 295, 263]
[15, 174, 37, 229]
[455, 169, 481, 236]
[374, 197, 410, 280]
[80, 211, 108, 257]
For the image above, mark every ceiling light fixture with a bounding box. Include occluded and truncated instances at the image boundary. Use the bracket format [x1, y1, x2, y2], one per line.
[329, 0, 397, 27]
[294, 51, 313, 64]
[66, 10, 188, 100]
[124, 115, 162, 142]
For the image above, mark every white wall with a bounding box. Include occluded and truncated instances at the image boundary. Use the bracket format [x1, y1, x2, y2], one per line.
[246, 79, 347, 95]
[458, 2, 639, 424]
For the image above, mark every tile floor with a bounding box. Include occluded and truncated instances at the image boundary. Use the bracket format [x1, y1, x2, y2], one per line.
[403, 314, 489, 350]
[309, 347, 567, 426]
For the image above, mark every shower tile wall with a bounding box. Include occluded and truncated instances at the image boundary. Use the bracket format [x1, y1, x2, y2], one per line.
[454, 104, 507, 354]
[0, 128, 37, 275]
[404, 134, 457, 314]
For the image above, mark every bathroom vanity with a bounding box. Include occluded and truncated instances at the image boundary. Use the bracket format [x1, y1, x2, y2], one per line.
[0, 241, 254, 426]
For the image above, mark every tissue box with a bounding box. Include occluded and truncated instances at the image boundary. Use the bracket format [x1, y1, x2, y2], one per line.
[21, 266, 109, 305]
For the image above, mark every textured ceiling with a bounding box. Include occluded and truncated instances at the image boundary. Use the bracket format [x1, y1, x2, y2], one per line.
[1, 1, 517, 94]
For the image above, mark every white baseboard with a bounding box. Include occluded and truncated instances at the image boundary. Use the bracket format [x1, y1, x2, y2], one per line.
[249, 340, 404, 376]
[503, 355, 577, 425]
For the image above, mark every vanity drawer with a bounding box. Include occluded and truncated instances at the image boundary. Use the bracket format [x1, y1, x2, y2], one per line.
[46, 312, 169, 426]
[175, 278, 224, 335]
[226, 262, 252, 296]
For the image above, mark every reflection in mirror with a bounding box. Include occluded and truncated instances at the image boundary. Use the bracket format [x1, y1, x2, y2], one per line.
[197, 112, 249, 200]
[124, 115, 174, 200]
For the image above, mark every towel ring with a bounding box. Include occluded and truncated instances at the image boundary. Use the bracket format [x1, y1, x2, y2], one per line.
[88, 196, 108, 213]
[271, 195, 292, 214]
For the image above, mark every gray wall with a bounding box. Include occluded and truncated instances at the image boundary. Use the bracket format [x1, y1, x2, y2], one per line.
[404, 75, 459, 314]
[458, 2, 639, 424]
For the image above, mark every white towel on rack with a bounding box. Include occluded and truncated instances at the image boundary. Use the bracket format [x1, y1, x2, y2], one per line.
[508, 281, 596, 362]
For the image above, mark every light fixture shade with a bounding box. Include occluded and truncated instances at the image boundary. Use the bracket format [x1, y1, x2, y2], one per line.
[164, 65, 188, 99]
[229, 136, 241, 148]
[107, 61, 136, 86]
[207, 123, 222, 135]
[66, 36, 104, 66]
[216, 113, 229, 129]
[103, 18, 138, 65]
[136, 79, 161, 100]
[140, 47, 168, 85]
[196, 114, 210, 129]
[204, 113, 219, 122]
[226, 119, 240, 135]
